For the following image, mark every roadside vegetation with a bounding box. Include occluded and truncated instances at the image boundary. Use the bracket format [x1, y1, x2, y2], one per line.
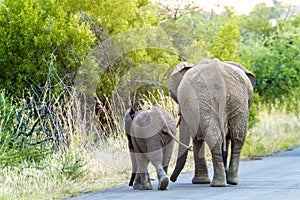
[1, 93, 299, 199]
[0, 0, 300, 199]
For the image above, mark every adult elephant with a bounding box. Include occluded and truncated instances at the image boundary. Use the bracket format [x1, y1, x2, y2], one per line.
[124, 106, 189, 190]
[169, 58, 256, 187]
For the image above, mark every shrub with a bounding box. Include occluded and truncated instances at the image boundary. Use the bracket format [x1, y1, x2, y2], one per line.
[0, 0, 95, 93]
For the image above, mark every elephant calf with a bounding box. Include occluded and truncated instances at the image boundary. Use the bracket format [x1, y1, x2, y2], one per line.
[124, 106, 177, 190]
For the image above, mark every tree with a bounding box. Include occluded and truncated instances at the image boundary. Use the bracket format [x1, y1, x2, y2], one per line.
[155, 0, 202, 20]
[239, 3, 276, 37]
[204, 15, 242, 62]
[69, 0, 180, 106]
[158, 9, 243, 63]
[0, 0, 95, 93]
[238, 4, 300, 111]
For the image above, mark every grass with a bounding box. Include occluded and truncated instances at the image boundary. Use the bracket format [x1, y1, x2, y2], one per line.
[0, 137, 132, 200]
[242, 107, 300, 158]
[1, 92, 300, 199]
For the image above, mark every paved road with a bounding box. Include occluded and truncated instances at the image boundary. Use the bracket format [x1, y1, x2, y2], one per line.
[68, 146, 300, 200]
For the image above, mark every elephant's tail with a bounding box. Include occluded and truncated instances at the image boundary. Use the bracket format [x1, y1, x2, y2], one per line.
[170, 149, 188, 182]
[170, 121, 191, 182]
[160, 110, 191, 150]
[158, 108, 191, 182]
[170, 134, 190, 182]
[163, 126, 191, 150]
[164, 125, 191, 182]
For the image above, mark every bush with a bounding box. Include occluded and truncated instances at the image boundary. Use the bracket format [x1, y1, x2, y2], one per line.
[0, 90, 49, 166]
[0, 64, 77, 167]
[0, 0, 95, 93]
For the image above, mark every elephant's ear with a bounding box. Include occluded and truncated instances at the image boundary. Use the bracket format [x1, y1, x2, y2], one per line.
[168, 62, 194, 103]
[129, 107, 136, 119]
[125, 107, 136, 119]
[124, 108, 136, 134]
[225, 61, 256, 87]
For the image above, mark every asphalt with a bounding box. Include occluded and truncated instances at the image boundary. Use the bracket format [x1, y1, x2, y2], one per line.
[66, 146, 300, 200]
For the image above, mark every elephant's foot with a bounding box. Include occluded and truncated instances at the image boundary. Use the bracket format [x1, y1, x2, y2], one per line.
[192, 175, 210, 184]
[210, 154, 227, 187]
[226, 170, 238, 185]
[158, 176, 169, 190]
[134, 173, 153, 190]
[139, 183, 153, 190]
[133, 182, 140, 190]
[134, 180, 152, 190]
[210, 178, 227, 187]
[227, 177, 238, 185]
[133, 173, 141, 190]
[156, 168, 169, 190]
[133, 184, 140, 190]
[211, 170, 227, 187]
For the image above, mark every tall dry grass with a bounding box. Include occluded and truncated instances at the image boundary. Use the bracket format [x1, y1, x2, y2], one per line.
[242, 106, 300, 158]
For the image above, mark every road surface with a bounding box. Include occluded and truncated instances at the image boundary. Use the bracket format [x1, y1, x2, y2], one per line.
[67, 146, 300, 200]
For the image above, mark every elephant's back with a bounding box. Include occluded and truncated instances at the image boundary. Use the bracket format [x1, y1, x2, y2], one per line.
[131, 107, 176, 138]
[179, 58, 227, 104]
[131, 107, 176, 153]
[193, 58, 252, 104]
[132, 109, 161, 138]
[221, 62, 253, 103]
[177, 58, 251, 134]
[177, 62, 217, 135]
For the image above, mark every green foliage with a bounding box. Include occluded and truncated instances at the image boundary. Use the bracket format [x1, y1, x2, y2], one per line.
[0, 90, 50, 167]
[64, 0, 159, 34]
[239, 3, 276, 36]
[205, 15, 242, 61]
[60, 153, 86, 181]
[242, 132, 267, 158]
[248, 93, 261, 129]
[239, 5, 300, 112]
[159, 11, 243, 63]
[97, 69, 121, 102]
[65, 0, 173, 107]
[0, 0, 95, 92]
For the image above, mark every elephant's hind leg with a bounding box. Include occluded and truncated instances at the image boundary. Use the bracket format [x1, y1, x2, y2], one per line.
[162, 140, 175, 175]
[137, 172, 152, 190]
[227, 115, 248, 185]
[192, 139, 210, 184]
[135, 154, 152, 190]
[149, 150, 169, 190]
[157, 170, 169, 191]
[210, 144, 227, 187]
[226, 136, 246, 185]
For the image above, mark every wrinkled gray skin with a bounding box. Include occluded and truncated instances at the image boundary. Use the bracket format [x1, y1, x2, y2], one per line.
[124, 106, 176, 190]
[169, 58, 256, 187]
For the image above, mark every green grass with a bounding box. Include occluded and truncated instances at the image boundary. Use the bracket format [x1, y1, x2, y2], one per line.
[242, 107, 300, 158]
[1, 92, 300, 199]
[0, 137, 132, 200]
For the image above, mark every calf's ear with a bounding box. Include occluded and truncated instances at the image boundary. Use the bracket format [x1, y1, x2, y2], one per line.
[125, 107, 136, 120]
[129, 108, 136, 119]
